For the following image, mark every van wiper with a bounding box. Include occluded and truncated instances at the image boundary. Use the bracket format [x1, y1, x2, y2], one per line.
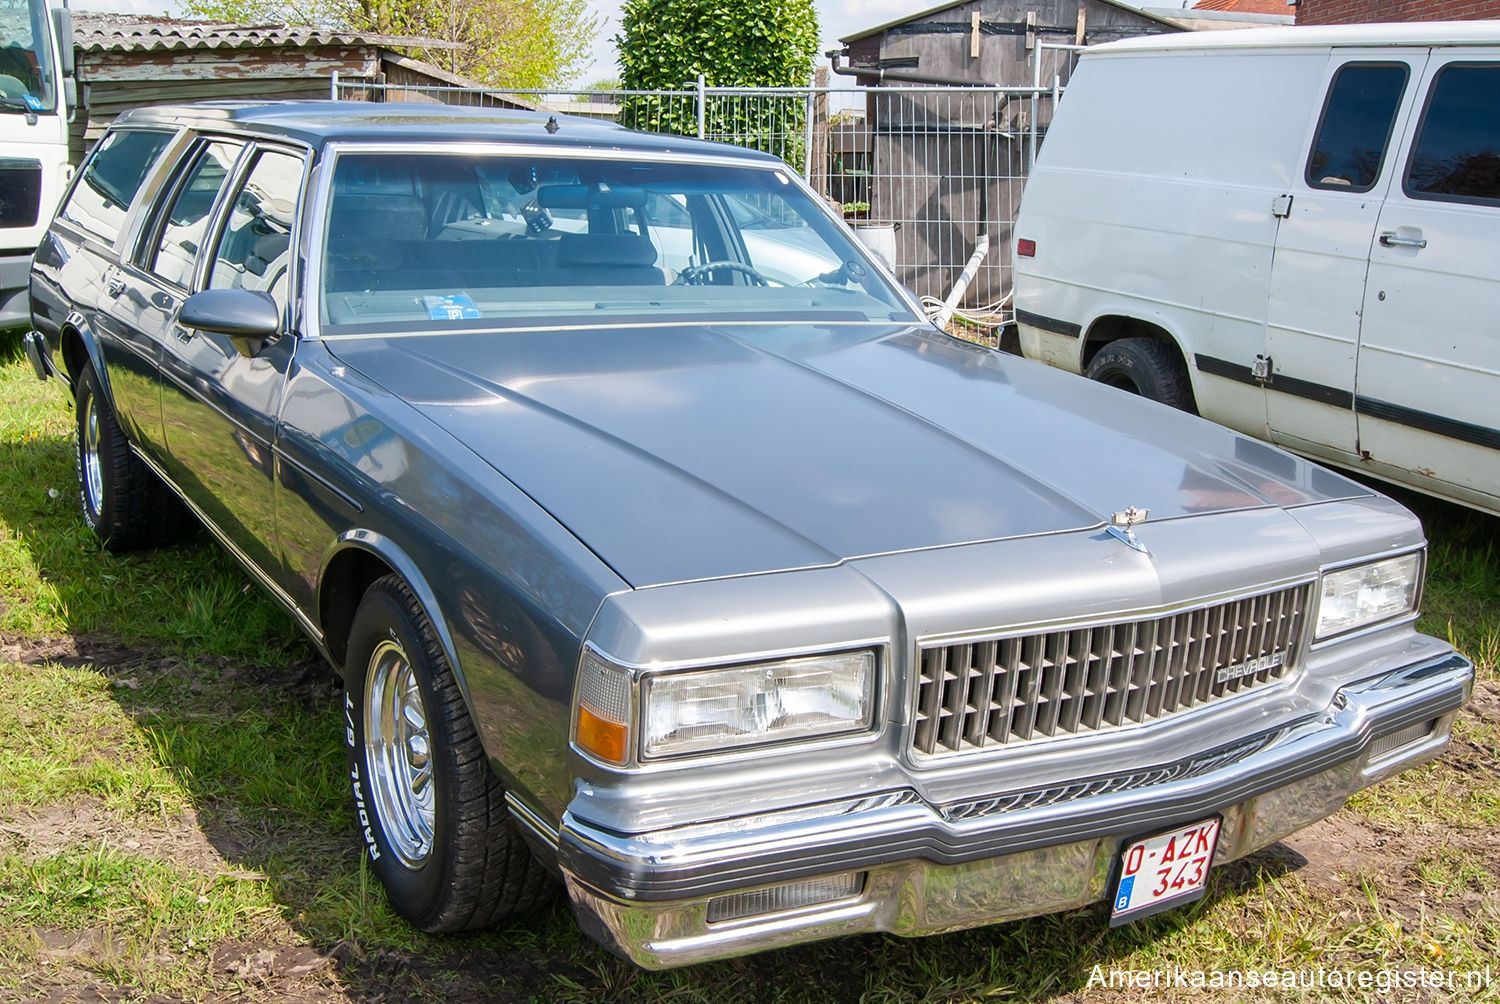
[0, 95, 39, 125]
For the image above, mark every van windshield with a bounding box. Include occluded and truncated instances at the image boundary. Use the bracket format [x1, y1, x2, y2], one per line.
[0, 0, 57, 114]
[319, 151, 912, 333]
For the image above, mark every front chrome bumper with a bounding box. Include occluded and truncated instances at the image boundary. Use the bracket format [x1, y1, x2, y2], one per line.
[557, 651, 1473, 968]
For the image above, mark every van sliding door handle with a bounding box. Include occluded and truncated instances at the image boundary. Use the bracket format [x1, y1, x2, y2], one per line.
[1379, 232, 1427, 249]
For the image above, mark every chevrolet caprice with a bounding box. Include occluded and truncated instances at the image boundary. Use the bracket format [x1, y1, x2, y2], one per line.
[24, 102, 1473, 968]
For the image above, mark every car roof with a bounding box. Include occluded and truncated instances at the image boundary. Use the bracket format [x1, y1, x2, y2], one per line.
[111, 100, 784, 162]
[1094, 20, 1500, 55]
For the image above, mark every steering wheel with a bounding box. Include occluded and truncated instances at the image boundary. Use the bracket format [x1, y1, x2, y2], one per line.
[672, 261, 775, 286]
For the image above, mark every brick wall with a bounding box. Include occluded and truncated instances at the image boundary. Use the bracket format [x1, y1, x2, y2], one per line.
[1296, 0, 1500, 24]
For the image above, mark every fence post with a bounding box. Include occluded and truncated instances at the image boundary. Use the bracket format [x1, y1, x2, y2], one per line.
[1030, 54, 1040, 171]
[696, 74, 707, 139]
[330, 69, 338, 101]
[802, 87, 816, 177]
[808, 67, 829, 193]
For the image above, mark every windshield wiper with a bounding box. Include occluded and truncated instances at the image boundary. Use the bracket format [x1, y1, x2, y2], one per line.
[0, 95, 39, 125]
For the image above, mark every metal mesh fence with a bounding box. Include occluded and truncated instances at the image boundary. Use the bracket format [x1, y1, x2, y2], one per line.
[330, 75, 1067, 322]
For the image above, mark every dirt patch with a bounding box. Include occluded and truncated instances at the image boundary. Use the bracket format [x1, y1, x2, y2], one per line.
[0, 633, 161, 674]
[0, 800, 234, 875]
[0, 632, 337, 720]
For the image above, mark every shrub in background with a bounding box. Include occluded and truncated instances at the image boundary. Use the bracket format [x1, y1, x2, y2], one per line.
[616, 0, 819, 163]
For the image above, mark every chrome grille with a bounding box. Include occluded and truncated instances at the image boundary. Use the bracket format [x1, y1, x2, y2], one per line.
[912, 584, 1311, 757]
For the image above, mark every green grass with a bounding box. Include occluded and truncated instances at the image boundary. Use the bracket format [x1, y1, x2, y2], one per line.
[0, 335, 1496, 1002]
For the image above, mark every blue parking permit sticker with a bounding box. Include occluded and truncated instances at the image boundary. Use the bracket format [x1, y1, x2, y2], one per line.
[421, 294, 480, 320]
[1115, 876, 1135, 912]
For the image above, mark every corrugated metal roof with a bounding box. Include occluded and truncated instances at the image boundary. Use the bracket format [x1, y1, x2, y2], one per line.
[839, 0, 1184, 43]
[72, 13, 456, 53]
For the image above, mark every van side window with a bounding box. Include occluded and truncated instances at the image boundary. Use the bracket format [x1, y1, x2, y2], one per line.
[1305, 63, 1408, 192]
[1405, 64, 1500, 205]
[58, 130, 173, 245]
[146, 141, 243, 289]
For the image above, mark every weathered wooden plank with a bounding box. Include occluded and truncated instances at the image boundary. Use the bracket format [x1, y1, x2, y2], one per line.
[77, 47, 377, 82]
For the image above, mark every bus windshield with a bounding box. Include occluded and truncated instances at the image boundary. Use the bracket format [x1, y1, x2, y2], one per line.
[0, 0, 57, 114]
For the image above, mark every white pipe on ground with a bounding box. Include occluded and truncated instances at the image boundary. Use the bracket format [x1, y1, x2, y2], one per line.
[934, 234, 990, 332]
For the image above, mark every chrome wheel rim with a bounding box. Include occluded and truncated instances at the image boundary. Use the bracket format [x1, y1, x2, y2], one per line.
[81, 393, 104, 516]
[364, 639, 435, 868]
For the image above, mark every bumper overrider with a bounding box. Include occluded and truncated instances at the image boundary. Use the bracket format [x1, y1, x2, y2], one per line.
[557, 652, 1473, 968]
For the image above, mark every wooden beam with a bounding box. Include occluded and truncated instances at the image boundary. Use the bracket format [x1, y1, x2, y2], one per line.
[77, 47, 376, 83]
[970, 12, 981, 59]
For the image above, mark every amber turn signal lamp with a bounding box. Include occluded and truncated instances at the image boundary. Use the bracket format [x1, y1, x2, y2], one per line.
[577, 705, 629, 764]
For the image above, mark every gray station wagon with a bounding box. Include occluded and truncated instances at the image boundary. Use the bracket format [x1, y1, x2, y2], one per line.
[24, 101, 1473, 968]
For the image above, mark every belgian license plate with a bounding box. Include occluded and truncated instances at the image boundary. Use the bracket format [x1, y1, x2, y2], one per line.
[1110, 817, 1221, 927]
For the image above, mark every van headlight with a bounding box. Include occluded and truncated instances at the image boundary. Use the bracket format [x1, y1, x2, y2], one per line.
[1315, 552, 1423, 640]
[642, 650, 876, 759]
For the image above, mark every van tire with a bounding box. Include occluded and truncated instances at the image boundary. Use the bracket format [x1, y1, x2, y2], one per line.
[1084, 338, 1196, 413]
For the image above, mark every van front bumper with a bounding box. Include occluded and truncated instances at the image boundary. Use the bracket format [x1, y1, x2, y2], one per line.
[557, 652, 1472, 969]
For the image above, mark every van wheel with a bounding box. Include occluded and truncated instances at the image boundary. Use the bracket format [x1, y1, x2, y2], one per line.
[1084, 338, 1196, 413]
[343, 574, 554, 931]
[74, 361, 187, 551]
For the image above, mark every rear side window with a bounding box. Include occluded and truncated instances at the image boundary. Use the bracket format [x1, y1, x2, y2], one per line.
[59, 130, 173, 245]
[1405, 64, 1500, 205]
[1305, 63, 1408, 192]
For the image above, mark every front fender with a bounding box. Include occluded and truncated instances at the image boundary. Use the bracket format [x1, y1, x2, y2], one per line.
[318, 529, 475, 725]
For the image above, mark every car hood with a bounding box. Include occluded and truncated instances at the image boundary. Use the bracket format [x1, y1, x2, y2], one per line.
[328, 321, 1369, 587]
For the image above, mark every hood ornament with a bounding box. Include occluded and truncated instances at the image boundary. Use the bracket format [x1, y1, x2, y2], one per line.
[1106, 507, 1150, 554]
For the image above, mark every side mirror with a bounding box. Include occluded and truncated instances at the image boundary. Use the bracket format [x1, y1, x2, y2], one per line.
[180, 288, 282, 358]
[52, 8, 75, 76]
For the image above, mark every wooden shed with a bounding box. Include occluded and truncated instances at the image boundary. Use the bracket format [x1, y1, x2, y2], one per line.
[833, 0, 1189, 305]
[68, 14, 527, 162]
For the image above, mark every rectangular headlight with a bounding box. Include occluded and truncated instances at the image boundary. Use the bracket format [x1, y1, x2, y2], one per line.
[1315, 552, 1422, 640]
[642, 651, 875, 759]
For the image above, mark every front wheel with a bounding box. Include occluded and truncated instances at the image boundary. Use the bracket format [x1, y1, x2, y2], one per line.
[1083, 338, 1197, 413]
[343, 574, 553, 931]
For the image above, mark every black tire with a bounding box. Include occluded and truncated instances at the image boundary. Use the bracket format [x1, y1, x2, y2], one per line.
[343, 574, 553, 932]
[74, 361, 187, 551]
[1083, 337, 1197, 413]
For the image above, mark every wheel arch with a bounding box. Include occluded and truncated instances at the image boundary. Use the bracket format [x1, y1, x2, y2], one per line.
[318, 532, 474, 723]
[58, 312, 110, 395]
[1080, 314, 1190, 375]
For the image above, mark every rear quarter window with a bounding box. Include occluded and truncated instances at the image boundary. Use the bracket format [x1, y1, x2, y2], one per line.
[1404, 63, 1500, 206]
[1305, 63, 1408, 193]
[58, 130, 174, 245]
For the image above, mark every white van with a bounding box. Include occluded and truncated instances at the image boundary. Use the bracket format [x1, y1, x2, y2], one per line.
[1014, 23, 1500, 517]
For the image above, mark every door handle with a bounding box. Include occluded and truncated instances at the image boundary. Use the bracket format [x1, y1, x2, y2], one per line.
[1379, 232, 1427, 249]
[106, 276, 126, 298]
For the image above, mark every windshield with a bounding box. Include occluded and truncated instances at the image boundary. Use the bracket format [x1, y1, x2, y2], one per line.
[0, 0, 56, 114]
[319, 151, 913, 333]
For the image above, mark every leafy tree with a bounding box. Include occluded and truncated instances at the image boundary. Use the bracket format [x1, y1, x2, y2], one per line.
[184, 0, 599, 89]
[616, 0, 818, 161]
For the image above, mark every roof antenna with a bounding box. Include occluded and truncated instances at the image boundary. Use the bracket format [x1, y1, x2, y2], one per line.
[545, 115, 560, 134]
